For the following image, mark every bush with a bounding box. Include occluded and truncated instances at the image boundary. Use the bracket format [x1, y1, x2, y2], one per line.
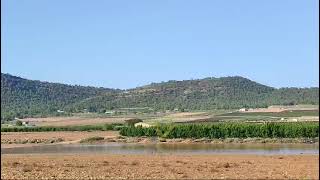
[15, 120, 23, 126]
[79, 136, 105, 143]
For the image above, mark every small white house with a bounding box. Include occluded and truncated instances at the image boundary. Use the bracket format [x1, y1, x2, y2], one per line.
[134, 122, 152, 128]
[105, 111, 115, 115]
[238, 108, 248, 112]
[57, 110, 64, 113]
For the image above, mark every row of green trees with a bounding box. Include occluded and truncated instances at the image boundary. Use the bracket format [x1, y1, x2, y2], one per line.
[120, 122, 319, 138]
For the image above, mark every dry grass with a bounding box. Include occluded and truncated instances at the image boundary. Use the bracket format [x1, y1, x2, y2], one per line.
[167, 112, 208, 118]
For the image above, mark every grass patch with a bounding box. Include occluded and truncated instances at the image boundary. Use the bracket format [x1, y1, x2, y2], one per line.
[79, 136, 104, 143]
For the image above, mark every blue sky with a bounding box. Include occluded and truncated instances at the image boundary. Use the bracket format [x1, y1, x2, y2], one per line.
[1, 0, 319, 89]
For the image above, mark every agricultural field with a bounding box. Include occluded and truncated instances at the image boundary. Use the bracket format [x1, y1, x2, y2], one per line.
[1, 105, 319, 180]
[2, 105, 318, 128]
[185, 110, 319, 123]
[19, 116, 130, 127]
[1, 154, 318, 179]
[120, 122, 319, 139]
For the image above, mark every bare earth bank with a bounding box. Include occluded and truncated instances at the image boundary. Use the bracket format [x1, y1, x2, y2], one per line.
[2, 131, 318, 149]
[1, 154, 318, 179]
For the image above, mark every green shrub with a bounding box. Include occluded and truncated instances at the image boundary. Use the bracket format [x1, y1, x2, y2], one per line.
[15, 120, 23, 126]
[79, 136, 104, 143]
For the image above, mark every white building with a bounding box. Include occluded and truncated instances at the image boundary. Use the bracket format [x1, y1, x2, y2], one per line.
[238, 108, 248, 112]
[134, 122, 152, 128]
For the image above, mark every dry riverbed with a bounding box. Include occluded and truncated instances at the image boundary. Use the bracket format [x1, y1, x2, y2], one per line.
[1, 154, 318, 179]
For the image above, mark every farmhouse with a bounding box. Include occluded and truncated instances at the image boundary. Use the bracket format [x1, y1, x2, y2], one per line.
[105, 111, 115, 115]
[238, 108, 248, 112]
[134, 122, 152, 128]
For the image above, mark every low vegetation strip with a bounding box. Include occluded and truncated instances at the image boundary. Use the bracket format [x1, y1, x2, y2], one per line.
[1, 124, 123, 132]
[79, 136, 105, 143]
[119, 123, 319, 138]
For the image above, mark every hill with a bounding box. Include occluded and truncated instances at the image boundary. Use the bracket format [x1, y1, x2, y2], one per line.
[1, 73, 318, 120]
[67, 76, 318, 112]
[1, 73, 118, 120]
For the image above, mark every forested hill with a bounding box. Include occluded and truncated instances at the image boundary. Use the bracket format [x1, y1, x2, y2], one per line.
[1, 73, 319, 120]
[68, 76, 318, 112]
[1, 73, 118, 119]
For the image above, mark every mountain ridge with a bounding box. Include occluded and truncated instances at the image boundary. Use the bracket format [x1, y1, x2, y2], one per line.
[1, 73, 318, 120]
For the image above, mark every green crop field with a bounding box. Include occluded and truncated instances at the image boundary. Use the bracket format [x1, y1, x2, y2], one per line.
[120, 122, 319, 138]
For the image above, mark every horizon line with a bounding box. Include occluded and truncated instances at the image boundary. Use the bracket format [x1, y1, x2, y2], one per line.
[2, 72, 319, 90]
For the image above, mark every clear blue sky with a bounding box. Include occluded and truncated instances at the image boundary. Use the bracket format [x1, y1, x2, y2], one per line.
[1, 0, 319, 89]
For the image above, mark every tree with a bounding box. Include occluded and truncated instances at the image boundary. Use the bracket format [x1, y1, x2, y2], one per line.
[16, 120, 23, 126]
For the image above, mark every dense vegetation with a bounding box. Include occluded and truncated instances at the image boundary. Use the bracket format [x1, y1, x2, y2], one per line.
[1, 73, 318, 120]
[64, 77, 319, 113]
[120, 123, 319, 138]
[0, 123, 123, 132]
[1, 73, 118, 120]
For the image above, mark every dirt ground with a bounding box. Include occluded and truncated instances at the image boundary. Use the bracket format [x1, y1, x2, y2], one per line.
[244, 105, 319, 113]
[21, 117, 129, 126]
[1, 154, 318, 179]
[166, 112, 208, 117]
[2, 131, 319, 149]
[1, 131, 119, 148]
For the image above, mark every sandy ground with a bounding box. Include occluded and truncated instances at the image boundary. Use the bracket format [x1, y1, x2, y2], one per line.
[21, 117, 129, 126]
[1, 154, 318, 179]
[244, 107, 286, 113]
[1, 131, 119, 148]
[244, 106, 319, 113]
[169, 116, 212, 123]
[166, 112, 208, 117]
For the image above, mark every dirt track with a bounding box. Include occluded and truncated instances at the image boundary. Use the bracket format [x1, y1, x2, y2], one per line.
[1, 154, 318, 179]
[21, 117, 129, 126]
